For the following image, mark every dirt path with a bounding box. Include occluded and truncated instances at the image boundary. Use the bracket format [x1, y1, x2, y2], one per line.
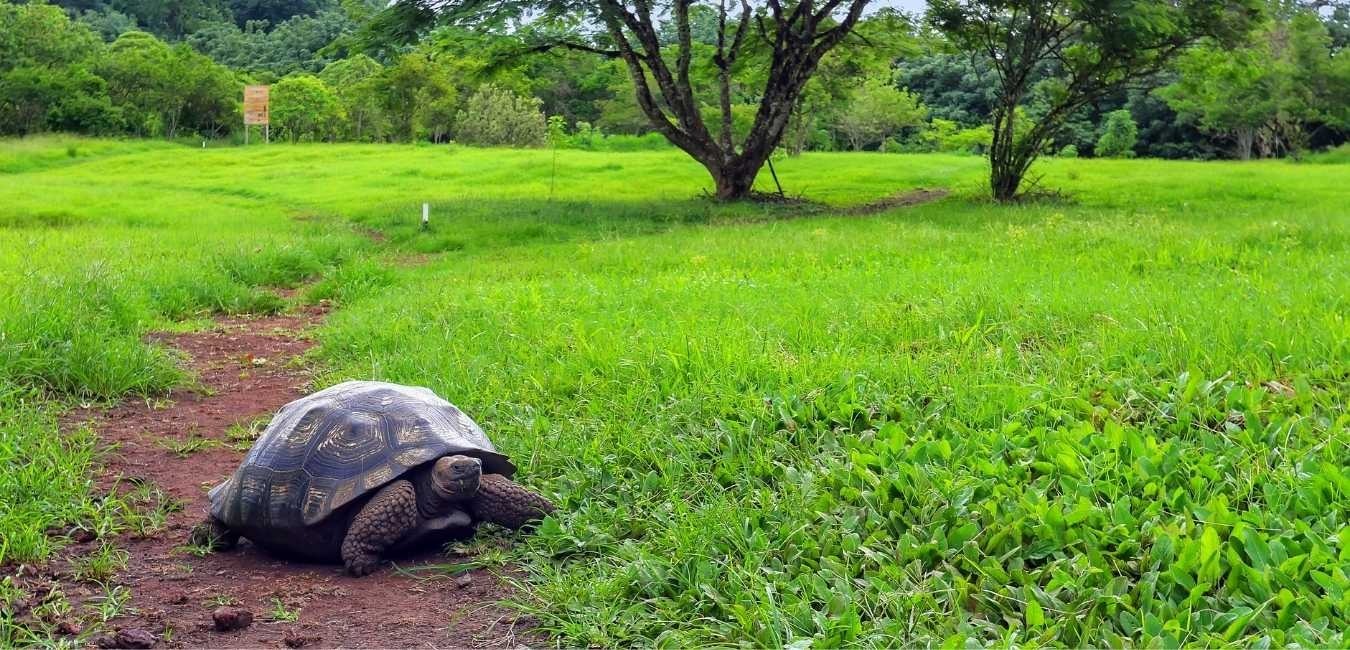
[60, 303, 535, 649]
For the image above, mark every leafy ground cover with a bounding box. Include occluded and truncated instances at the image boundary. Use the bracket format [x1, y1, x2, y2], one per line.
[1, 136, 1346, 647]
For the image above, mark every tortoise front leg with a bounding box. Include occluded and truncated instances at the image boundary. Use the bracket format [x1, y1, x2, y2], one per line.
[468, 474, 555, 530]
[341, 480, 420, 576]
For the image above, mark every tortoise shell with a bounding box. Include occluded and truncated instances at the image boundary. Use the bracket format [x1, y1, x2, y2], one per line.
[207, 381, 515, 534]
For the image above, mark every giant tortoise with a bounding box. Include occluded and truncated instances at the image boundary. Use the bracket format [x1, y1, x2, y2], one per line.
[190, 381, 553, 576]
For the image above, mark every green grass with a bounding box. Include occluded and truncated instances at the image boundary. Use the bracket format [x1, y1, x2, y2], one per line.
[1, 135, 1346, 647]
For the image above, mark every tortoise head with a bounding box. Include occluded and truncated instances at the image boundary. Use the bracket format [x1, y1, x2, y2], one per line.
[431, 455, 482, 500]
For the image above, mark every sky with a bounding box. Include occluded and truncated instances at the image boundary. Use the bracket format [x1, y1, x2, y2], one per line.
[876, 0, 928, 14]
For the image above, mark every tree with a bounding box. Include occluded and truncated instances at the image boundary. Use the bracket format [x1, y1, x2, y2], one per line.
[187, 9, 358, 76]
[0, 2, 117, 135]
[454, 84, 547, 147]
[833, 75, 927, 151]
[366, 0, 876, 200]
[1161, 5, 1347, 159]
[1095, 109, 1138, 158]
[227, 0, 329, 26]
[928, 0, 1260, 200]
[108, 0, 227, 40]
[320, 55, 387, 140]
[98, 31, 238, 138]
[895, 53, 997, 126]
[379, 51, 466, 141]
[1159, 46, 1274, 159]
[270, 74, 343, 141]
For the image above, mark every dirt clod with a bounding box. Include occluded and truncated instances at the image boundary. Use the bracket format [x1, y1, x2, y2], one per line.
[95, 628, 156, 649]
[455, 573, 474, 589]
[212, 606, 254, 632]
[55, 620, 82, 636]
[284, 632, 322, 648]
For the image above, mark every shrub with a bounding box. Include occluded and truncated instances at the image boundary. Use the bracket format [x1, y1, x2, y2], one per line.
[271, 75, 343, 143]
[1096, 109, 1139, 158]
[1059, 144, 1079, 158]
[455, 84, 547, 148]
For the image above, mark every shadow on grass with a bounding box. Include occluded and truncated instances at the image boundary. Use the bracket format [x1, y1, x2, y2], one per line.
[349, 189, 958, 255]
[350, 197, 803, 254]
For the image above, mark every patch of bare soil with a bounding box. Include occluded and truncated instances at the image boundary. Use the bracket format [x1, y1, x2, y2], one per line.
[54, 304, 536, 648]
[742, 187, 950, 222]
[840, 188, 950, 216]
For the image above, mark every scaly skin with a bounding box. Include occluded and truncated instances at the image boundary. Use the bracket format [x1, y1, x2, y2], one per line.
[469, 474, 555, 530]
[341, 480, 421, 576]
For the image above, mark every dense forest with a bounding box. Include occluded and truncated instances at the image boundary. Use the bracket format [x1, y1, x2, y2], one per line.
[2, 0, 1347, 159]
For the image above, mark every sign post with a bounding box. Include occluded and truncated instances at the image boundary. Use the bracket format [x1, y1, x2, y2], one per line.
[243, 85, 270, 144]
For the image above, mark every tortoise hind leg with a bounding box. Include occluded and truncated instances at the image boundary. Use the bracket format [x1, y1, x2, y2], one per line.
[341, 480, 420, 576]
[469, 474, 555, 530]
[188, 517, 240, 551]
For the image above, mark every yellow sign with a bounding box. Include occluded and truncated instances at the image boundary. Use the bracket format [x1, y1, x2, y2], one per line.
[243, 85, 270, 126]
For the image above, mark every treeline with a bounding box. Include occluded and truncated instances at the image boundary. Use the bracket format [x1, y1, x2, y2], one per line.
[2, 0, 1347, 158]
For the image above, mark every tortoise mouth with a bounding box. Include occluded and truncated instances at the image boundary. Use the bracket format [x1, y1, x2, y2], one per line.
[441, 475, 480, 497]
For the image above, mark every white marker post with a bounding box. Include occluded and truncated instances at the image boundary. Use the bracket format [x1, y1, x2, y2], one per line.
[422, 203, 430, 230]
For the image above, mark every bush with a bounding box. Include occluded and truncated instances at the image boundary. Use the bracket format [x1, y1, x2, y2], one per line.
[549, 119, 671, 152]
[919, 118, 994, 154]
[455, 84, 547, 148]
[271, 74, 343, 143]
[1059, 144, 1079, 158]
[1096, 109, 1139, 158]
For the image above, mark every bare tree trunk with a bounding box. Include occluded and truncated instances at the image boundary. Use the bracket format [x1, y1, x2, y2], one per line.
[989, 104, 1021, 201]
[1235, 127, 1254, 160]
[712, 162, 759, 200]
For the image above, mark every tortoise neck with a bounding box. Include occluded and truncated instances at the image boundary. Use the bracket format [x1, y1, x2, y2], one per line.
[410, 466, 455, 518]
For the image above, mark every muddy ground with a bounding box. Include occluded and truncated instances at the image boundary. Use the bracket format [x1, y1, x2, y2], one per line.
[40, 302, 536, 648]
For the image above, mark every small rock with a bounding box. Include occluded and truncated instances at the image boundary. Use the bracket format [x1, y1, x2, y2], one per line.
[212, 606, 254, 632]
[95, 628, 156, 649]
[454, 574, 473, 589]
[284, 632, 321, 648]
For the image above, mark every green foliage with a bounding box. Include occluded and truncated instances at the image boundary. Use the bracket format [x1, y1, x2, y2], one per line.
[185, 9, 357, 77]
[270, 74, 342, 142]
[97, 31, 239, 138]
[1096, 110, 1139, 158]
[1162, 8, 1348, 160]
[0, 2, 113, 135]
[455, 84, 546, 148]
[833, 76, 928, 151]
[917, 118, 993, 154]
[379, 51, 467, 142]
[896, 53, 997, 126]
[319, 54, 386, 140]
[929, 0, 1261, 199]
[1058, 144, 1079, 158]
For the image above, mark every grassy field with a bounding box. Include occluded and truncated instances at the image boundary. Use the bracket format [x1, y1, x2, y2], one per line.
[1, 136, 1346, 647]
